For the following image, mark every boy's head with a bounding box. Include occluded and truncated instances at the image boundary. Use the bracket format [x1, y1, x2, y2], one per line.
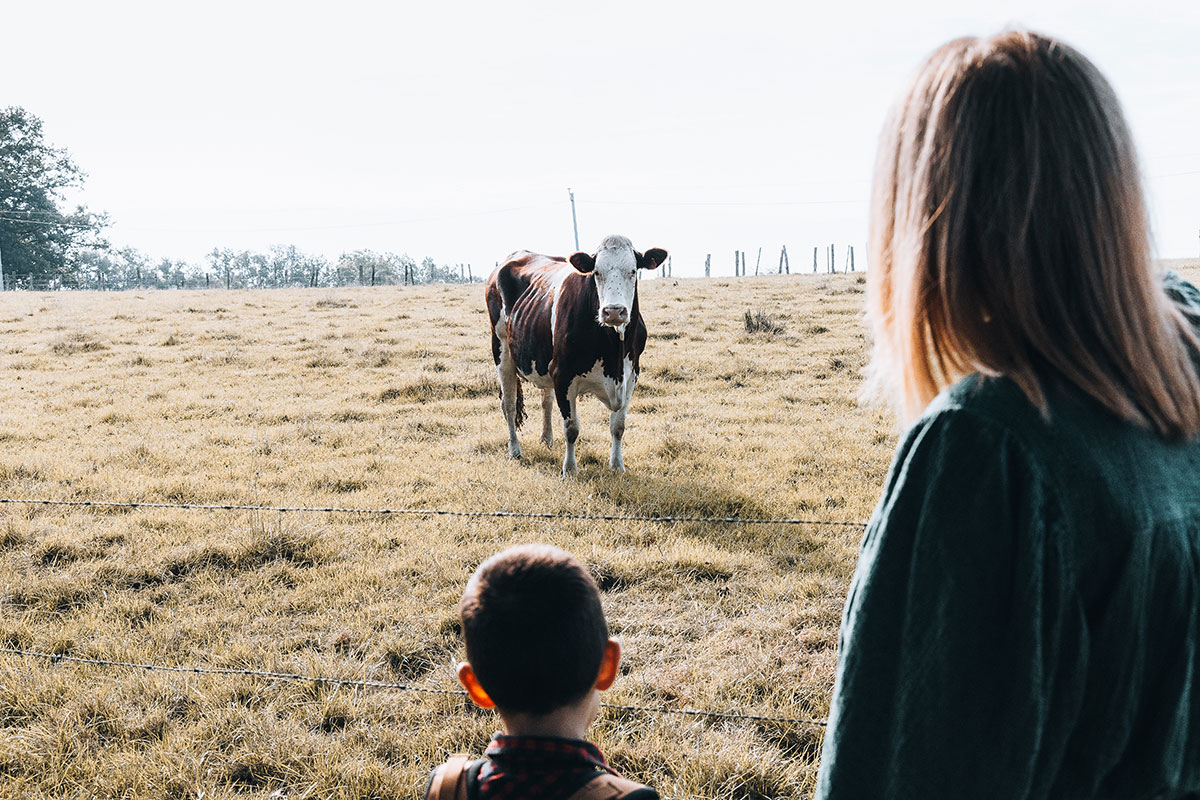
[457, 544, 613, 716]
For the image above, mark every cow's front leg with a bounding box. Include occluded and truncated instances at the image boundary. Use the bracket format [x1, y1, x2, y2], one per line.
[609, 372, 636, 472]
[541, 387, 554, 448]
[556, 382, 580, 477]
[497, 359, 522, 459]
[608, 404, 627, 472]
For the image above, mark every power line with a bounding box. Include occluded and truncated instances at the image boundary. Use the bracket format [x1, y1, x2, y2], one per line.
[0, 496, 868, 528]
[120, 202, 564, 234]
[0, 211, 97, 229]
[582, 199, 865, 208]
[1151, 169, 1200, 179]
[0, 647, 827, 727]
[0, 203, 561, 234]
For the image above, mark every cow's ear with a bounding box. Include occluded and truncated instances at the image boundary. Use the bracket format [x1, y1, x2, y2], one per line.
[569, 252, 595, 273]
[638, 248, 668, 270]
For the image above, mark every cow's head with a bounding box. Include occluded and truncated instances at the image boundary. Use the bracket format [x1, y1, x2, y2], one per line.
[569, 235, 667, 334]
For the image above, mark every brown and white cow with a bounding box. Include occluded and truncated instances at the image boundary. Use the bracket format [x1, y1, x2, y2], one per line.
[486, 234, 667, 476]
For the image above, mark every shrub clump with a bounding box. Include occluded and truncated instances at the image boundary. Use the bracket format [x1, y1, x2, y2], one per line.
[744, 309, 785, 335]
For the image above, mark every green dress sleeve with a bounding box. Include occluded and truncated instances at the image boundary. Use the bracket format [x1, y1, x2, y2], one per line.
[815, 407, 1086, 799]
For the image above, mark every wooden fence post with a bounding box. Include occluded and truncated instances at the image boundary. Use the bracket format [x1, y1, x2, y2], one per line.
[847, 246, 854, 272]
[813, 247, 818, 273]
[705, 254, 711, 278]
[783, 245, 789, 274]
[755, 246, 762, 276]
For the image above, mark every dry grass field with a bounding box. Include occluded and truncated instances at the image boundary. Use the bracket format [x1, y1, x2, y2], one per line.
[0, 271, 932, 798]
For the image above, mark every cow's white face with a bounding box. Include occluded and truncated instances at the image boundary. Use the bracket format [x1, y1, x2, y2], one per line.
[569, 235, 667, 336]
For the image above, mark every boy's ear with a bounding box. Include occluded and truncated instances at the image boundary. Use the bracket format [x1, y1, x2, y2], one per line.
[457, 662, 496, 709]
[594, 639, 621, 691]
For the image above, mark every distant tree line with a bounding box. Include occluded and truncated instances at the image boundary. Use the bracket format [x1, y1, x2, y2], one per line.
[63, 245, 477, 291]
[0, 106, 477, 291]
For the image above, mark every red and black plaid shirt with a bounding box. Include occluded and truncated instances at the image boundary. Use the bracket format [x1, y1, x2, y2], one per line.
[476, 734, 619, 799]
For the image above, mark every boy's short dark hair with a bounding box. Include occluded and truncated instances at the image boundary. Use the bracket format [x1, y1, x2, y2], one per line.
[460, 544, 608, 715]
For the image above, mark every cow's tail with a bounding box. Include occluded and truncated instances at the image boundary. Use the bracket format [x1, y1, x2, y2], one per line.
[514, 381, 526, 429]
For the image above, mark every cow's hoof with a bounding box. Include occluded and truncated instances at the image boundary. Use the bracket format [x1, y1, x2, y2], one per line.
[508, 444, 522, 459]
[561, 463, 577, 478]
[541, 435, 554, 448]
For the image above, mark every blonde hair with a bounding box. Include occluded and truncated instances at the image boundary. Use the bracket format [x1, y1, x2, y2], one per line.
[868, 31, 1200, 438]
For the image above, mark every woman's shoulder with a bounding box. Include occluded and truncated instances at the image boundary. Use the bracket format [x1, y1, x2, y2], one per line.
[914, 374, 1052, 457]
[926, 371, 1133, 458]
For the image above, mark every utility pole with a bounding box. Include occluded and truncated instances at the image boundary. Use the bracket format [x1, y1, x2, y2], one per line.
[568, 188, 580, 251]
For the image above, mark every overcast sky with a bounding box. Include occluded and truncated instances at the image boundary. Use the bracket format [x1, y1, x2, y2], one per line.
[6, 0, 1198, 277]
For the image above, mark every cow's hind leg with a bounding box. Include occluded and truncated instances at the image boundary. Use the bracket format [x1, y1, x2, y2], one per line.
[540, 388, 554, 448]
[609, 404, 627, 472]
[498, 358, 523, 459]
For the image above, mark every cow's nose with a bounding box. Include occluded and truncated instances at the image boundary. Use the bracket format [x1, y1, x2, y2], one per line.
[601, 305, 629, 325]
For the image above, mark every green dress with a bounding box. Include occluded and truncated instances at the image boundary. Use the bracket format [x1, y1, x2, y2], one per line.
[816, 277, 1200, 799]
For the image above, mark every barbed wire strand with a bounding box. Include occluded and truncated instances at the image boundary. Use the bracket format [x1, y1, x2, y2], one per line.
[0, 647, 826, 727]
[0, 496, 868, 528]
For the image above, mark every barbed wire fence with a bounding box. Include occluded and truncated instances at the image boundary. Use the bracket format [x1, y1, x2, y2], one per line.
[0, 496, 868, 528]
[0, 494, 863, 729]
[0, 647, 827, 727]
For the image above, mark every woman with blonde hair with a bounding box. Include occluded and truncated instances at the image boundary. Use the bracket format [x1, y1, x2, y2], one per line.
[816, 31, 1200, 798]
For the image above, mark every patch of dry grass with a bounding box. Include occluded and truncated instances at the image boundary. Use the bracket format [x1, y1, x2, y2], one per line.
[0, 274, 892, 799]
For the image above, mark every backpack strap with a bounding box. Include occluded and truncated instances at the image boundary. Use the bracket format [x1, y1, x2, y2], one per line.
[425, 754, 472, 800]
[566, 772, 654, 800]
